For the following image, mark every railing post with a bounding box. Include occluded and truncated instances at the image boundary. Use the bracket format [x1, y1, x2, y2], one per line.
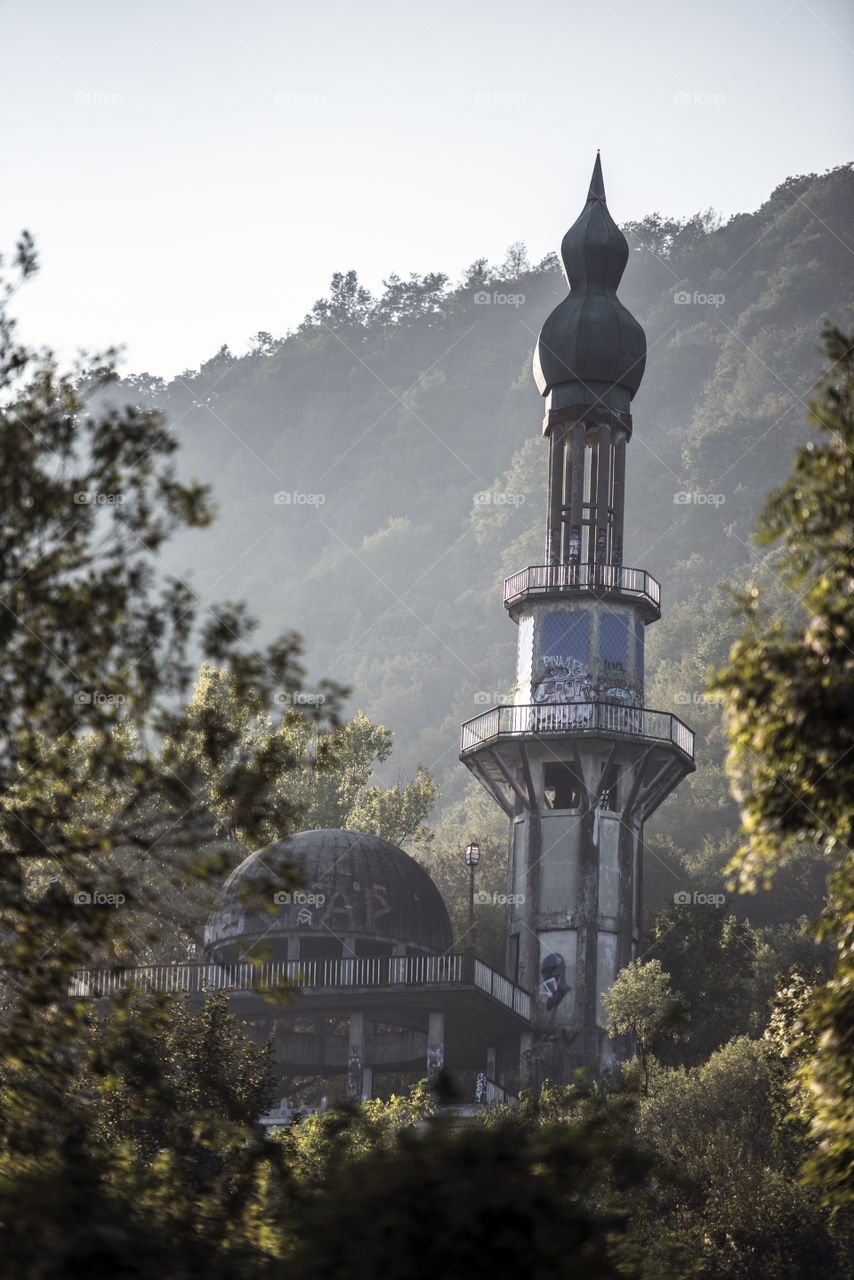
[462, 946, 475, 984]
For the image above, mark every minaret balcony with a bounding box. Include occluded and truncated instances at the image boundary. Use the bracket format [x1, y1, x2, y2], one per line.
[460, 699, 694, 765]
[503, 563, 661, 622]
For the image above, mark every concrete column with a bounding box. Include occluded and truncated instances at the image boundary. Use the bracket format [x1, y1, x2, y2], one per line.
[611, 431, 627, 566]
[347, 1011, 364, 1102]
[486, 1044, 496, 1082]
[546, 427, 565, 564]
[361, 1066, 373, 1102]
[595, 422, 611, 564]
[426, 1010, 445, 1084]
[519, 1032, 535, 1090]
[616, 820, 635, 974]
[568, 422, 585, 564]
[576, 805, 600, 1068]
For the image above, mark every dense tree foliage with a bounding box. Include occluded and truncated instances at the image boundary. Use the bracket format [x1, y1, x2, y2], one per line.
[602, 959, 683, 1092]
[711, 325, 854, 1206]
[2, 166, 853, 1274]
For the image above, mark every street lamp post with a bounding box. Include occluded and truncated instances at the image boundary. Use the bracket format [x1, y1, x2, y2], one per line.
[465, 841, 480, 949]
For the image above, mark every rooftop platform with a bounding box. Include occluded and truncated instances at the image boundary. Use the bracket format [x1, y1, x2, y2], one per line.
[504, 563, 661, 622]
[460, 700, 694, 765]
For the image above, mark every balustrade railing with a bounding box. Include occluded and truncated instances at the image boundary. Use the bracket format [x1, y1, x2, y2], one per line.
[70, 952, 532, 1020]
[460, 700, 694, 760]
[475, 1074, 511, 1105]
[504, 563, 660, 610]
[475, 959, 533, 1021]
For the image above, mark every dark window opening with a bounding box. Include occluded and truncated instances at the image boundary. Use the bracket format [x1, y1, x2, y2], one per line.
[543, 762, 582, 810]
[354, 939, 393, 959]
[508, 933, 520, 984]
[299, 936, 344, 961]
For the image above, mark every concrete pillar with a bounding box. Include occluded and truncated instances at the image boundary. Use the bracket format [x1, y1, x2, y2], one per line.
[568, 422, 585, 564]
[347, 1011, 364, 1102]
[486, 1045, 496, 1082]
[546, 427, 565, 564]
[361, 1065, 373, 1102]
[595, 421, 611, 564]
[426, 1010, 445, 1084]
[611, 431, 627, 566]
[519, 1031, 535, 1090]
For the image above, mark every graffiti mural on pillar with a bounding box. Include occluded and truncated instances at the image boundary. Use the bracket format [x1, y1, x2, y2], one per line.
[427, 1043, 444, 1084]
[347, 1046, 362, 1098]
[537, 952, 571, 1026]
[534, 658, 594, 705]
[475, 1072, 487, 1104]
[533, 659, 594, 730]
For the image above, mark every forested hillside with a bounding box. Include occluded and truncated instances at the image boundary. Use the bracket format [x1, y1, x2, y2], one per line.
[102, 165, 853, 927]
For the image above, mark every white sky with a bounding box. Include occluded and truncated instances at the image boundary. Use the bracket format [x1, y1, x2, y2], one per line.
[1, 0, 852, 377]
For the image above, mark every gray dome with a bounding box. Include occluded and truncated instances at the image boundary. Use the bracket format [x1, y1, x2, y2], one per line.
[204, 828, 453, 961]
[533, 155, 646, 414]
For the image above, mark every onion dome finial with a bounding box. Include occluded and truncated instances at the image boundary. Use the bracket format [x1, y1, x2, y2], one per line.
[533, 155, 646, 418]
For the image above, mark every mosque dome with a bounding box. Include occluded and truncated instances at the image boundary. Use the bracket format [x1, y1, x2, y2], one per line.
[204, 828, 453, 962]
[533, 154, 646, 415]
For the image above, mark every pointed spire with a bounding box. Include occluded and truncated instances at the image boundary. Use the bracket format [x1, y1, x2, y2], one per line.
[532, 155, 646, 415]
[587, 151, 606, 203]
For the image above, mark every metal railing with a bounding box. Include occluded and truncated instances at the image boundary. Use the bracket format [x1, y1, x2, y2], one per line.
[460, 700, 694, 761]
[504, 563, 660, 610]
[70, 952, 533, 1021]
[475, 1073, 512, 1105]
[475, 959, 533, 1020]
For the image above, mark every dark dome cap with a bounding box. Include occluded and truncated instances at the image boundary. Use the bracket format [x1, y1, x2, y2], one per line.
[533, 154, 646, 415]
[204, 828, 453, 958]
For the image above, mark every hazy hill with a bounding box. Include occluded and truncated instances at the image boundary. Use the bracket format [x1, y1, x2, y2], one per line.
[103, 165, 853, 906]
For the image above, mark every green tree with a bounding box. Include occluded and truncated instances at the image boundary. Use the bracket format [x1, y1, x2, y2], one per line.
[172, 664, 438, 850]
[72, 990, 275, 1165]
[301, 269, 374, 329]
[602, 959, 684, 1093]
[711, 326, 854, 1205]
[283, 1106, 648, 1280]
[643, 902, 759, 1064]
[632, 1037, 848, 1279]
[0, 242, 342, 1273]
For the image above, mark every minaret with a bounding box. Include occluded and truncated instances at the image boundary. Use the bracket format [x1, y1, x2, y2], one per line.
[460, 156, 695, 1084]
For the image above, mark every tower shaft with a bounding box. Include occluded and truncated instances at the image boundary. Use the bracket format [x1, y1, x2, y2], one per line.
[459, 157, 694, 1084]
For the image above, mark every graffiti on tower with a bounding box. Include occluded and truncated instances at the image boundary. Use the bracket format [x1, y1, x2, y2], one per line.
[537, 951, 571, 1025]
[534, 658, 593, 708]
